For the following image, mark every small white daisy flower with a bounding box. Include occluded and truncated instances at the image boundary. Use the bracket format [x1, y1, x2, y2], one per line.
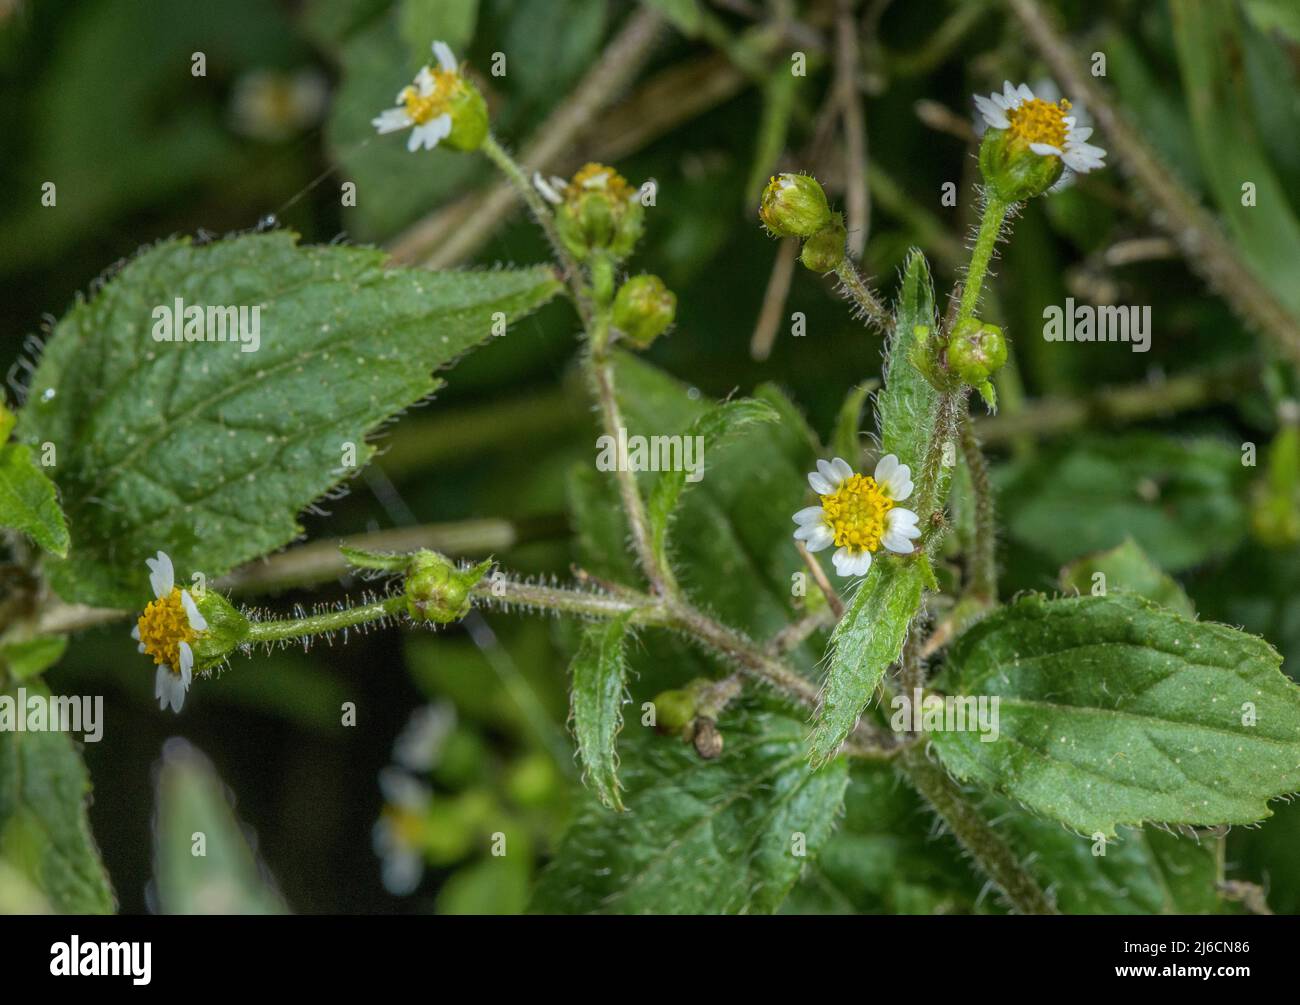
[134, 551, 207, 714]
[792, 454, 922, 578]
[973, 80, 1106, 175]
[371, 41, 485, 153]
[372, 767, 432, 896]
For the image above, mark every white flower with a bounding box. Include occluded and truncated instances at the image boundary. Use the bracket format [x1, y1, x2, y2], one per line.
[134, 550, 206, 714]
[373, 767, 431, 896]
[973, 80, 1106, 175]
[392, 703, 456, 772]
[371, 41, 460, 153]
[792, 454, 922, 578]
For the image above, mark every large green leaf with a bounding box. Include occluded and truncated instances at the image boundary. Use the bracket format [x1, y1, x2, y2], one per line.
[153, 739, 287, 914]
[0, 684, 114, 913]
[997, 434, 1247, 572]
[20, 232, 560, 608]
[808, 557, 925, 766]
[0, 443, 69, 557]
[930, 593, 1300, 836]
[569, 613, 634, 811]
[529, 708, 848, 914]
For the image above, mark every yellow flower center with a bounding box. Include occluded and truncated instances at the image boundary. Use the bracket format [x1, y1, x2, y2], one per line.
[1007, 97, 1070, 150]
[383, 805, 426, 848]
[820, 474, 894, 553]
[569, 162, 635, 203]
[400, 68, 460, 125]
[137, 588, 197, 673]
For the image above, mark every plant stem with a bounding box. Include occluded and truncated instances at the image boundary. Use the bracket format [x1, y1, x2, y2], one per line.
[245, 593, 409, 643]
[954, 194, 1011, 330]
[587, 344, 680, 597]
[479, 133, 593, 321]
[959, 413, 997, 602]
[470, 576, 669, 624]
[900, 744, 1058, 914]
[833, 258, 890, 330]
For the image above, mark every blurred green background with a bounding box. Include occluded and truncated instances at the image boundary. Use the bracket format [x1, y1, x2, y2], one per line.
[2, 0, 1299, 913]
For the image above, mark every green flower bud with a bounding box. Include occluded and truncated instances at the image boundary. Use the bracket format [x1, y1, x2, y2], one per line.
[948, 318, 1008, 386]
[978, 127, 1064, 203]
[553, 163, 644, 262]
[403, 552, 491, 624]
[188, 590, 251, 671]
[651, 688, 697, 735]
[441, 79, 488, 152]
[612, 274, 676, 347]
[759, 173, 832, 238]
[800, 213, 846, 272]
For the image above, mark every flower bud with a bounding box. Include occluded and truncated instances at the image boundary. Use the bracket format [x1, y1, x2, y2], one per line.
[441, 78, 489, 152]
[978, 127, 1064, 203]
[187, 590, 251, 671]
[612, 274, 676, 348]
[651, 688, 697, 735]
[553, 163, 644, 262]
[403, 552, 491, 624]
[948, 318, 1008, 386]
[800, 213, 846, 272]
[759, 173, 831, 238]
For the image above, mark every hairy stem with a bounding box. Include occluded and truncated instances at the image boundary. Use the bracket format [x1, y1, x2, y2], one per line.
[833, 258, 890, 330]
[246, 593, 409, 643]
[900, 743, 1059, 914]
[959, 414, 997, 602]
[954, 194, 1011, 330]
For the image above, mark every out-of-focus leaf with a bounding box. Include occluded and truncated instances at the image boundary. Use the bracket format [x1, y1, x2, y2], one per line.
[436, 854, 531, 914]
[996, 434, 1247, 572]
[931, 593, 1300, 836]
[1059, 537, 1195, 617]
[1171, 1, 1300, 319]
[0, 444, 69, 556]
[21, 232, 560, 607]
[153, 739, 286, 914]
[0, 683, 113, 913]
[645, 397, 779, 568]
[829, 380, 878, 469]
[0, 636, 68, 683]
[400, 0, 480, 57]
[529, 708, 848, 914]
[568, 613, 634, 811]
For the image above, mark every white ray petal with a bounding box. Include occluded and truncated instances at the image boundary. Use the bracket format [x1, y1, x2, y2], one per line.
[147, 551, 174, 598]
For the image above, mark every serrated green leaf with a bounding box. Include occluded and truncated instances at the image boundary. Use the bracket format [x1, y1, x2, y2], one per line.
[809, 557, 925, 765]
[877, 248, 938, 468]
[1060, 537, 1195, 617]
[645, 397, 779, 568]
[0, 443, 69, 557]
[930, 593, 1300, 836]
[997, 434, 1247, 572]
[530, 708, 848, 914]
[20, 232, 560, 608]
[569, 612, 634, 811]
[0, 683, 114, 913]
[153, 739, 287, 914]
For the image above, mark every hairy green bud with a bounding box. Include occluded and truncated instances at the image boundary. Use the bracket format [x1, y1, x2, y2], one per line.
[553, 163, 644, 262]
[188, 590, 251, 671]
[948, 318, 1008, 386]
[800, 213, 846, 272]
[403, 552, 491, 624]
[978, 127, 1064, 203]
[612, 274, 676, 347]
[759, 173, 831, 238]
